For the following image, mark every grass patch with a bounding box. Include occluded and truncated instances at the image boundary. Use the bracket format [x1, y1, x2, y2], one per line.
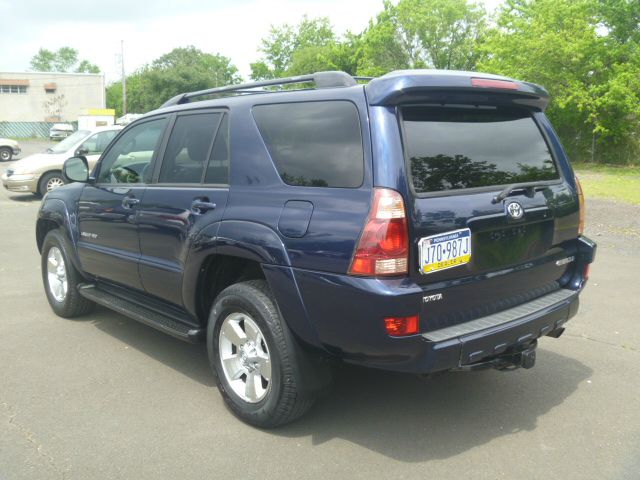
[573, 163, 640, 205]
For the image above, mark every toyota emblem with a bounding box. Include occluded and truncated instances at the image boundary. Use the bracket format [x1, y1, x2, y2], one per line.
[506, 201, 524, 220]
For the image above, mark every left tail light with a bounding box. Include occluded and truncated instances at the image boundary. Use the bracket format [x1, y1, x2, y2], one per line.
[348, 188, 409, 276]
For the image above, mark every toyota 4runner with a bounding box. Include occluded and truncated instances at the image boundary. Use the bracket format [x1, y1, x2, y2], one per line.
[37, 70, 596, 427]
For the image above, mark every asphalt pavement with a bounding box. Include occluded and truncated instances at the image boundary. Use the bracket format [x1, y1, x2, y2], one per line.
[1, 141, 638, 479]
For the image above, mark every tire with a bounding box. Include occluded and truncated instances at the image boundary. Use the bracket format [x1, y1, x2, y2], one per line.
[0, 147, 12, 161]
[41, 229, 95, 318]
[208, 280, 316, 428]
[38, 171, 66, 196]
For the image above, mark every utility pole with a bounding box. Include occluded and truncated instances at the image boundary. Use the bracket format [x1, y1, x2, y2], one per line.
[121, 40, 127, 116]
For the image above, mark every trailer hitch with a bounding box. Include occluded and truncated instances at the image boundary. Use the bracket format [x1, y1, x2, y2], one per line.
[455, 340, 538, 372]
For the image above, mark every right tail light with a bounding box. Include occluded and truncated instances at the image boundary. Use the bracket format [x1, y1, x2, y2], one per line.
[575, 176, 585, 235]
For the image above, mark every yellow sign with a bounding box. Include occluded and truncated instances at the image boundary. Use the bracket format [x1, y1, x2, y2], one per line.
[80, 108, 115, 116]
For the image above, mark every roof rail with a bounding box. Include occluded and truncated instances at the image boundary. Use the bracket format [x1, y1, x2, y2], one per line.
[160, 71, 362, 108]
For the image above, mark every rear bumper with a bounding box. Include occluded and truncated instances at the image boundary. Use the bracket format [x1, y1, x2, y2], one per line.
[291, 236, 596, 374]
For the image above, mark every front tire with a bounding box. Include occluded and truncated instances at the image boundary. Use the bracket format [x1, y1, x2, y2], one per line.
[0, 147, 12, 161]
[41, 229, 95, 318]
[38, 171, 66, 197]
[207, 280, 315, 428]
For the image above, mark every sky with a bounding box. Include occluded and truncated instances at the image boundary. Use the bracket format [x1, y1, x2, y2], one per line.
[0, 0, 505, 84]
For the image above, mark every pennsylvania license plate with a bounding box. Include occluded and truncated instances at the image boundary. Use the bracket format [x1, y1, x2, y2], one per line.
[419, 228, 472, 274]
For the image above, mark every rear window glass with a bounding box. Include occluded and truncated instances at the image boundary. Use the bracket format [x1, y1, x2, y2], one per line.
[253, 101, 364, 188]
[403, 106, 559, 193]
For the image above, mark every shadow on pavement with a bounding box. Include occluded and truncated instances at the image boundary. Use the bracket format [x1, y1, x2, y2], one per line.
[7, 193, 40, 203]
[89, 306, 591, 462]
[90, 306, 215, 387]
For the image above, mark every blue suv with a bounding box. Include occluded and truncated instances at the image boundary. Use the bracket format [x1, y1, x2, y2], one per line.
[37, 70, 596, 427]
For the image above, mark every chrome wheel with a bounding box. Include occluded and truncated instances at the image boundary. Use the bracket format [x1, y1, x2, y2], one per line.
[0, 148, 10, 161]
[46, 247, 68, 302]
[219, 312, 272, 403]
[46, 176, 65, 192]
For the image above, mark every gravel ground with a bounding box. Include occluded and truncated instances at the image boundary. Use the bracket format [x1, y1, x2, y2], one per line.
[0, 149, 638, 479]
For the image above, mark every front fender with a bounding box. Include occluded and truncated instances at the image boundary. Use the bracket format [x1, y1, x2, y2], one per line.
[37, 197, 83, 272]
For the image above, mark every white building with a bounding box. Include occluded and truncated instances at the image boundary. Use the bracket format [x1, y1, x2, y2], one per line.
[0, 71, 105, 122]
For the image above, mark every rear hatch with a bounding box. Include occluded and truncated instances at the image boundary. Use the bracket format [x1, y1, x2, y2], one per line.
[399, 102, 579, 332]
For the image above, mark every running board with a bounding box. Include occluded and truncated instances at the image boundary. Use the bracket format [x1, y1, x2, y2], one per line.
[78, 284, 204, 343]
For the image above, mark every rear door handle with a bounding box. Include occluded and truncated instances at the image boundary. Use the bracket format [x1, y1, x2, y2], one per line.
[191, 199, 217, 214]
[122, 196, 140, 209]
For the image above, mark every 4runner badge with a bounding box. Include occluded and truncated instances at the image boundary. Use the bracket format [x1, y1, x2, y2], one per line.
[506, 201, 524, 220]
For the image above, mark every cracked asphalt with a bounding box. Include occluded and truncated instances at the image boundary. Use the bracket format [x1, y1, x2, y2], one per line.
[1, 142, 638, 479]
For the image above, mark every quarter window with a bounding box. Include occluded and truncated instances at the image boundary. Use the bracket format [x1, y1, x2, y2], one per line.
[253, 101, 364, 188]
[97, 118, 168, 184]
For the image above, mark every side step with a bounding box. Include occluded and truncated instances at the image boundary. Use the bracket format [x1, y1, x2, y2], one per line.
[78, 284, 204, 343]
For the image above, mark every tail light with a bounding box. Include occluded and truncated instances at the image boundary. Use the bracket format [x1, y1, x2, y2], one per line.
[575, 176, 585, 235]
[349, 188, 408, 276]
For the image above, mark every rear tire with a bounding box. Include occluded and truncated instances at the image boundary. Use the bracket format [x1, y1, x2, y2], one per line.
[0, 147, 12, 161]
[41, 229, 95, 318]
[207, 280, 315, 428]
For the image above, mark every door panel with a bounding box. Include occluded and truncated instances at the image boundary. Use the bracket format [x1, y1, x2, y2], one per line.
[77, 117, 170, 291]
[77, 185, 146, 289]
[138, 187, 229, 305]
[138, 111, 228, 306]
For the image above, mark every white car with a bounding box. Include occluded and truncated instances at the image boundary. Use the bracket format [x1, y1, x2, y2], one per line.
[2, 126, 123, 196]
[49, 123, 75, 141]
[0, 138, 21, 161]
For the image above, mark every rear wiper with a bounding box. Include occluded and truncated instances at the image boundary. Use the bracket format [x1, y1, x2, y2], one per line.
[491, 183, 546, 204]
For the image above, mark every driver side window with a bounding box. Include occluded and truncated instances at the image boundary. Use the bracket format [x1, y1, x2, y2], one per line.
[97, 118, 168, 184]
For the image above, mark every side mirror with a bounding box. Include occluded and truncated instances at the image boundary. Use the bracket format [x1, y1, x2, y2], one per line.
[63, 156, 89, 183]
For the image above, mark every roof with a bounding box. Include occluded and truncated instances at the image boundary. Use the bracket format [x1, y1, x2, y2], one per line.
[150, 69, 550, 116]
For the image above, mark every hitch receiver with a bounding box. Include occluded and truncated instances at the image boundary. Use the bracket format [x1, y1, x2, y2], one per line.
[456, 340, 538, 371]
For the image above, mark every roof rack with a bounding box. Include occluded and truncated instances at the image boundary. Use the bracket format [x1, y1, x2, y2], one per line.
[160, 71, 365, 108]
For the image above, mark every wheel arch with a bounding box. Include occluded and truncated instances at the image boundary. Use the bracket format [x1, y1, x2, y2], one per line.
[37, 198, 83, 272]
[184, 220, 323, 349]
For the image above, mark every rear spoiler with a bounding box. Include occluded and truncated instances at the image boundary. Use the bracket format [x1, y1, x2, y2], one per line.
[365, 70, 549, 111]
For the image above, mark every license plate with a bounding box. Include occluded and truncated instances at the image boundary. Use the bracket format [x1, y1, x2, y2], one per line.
[419, 228, 472, 274]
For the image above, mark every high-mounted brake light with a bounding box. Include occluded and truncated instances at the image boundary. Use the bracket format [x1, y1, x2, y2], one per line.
[471, 78, 519, 90]
[349, 188, 409, 276]
[575, 176, 585, 235]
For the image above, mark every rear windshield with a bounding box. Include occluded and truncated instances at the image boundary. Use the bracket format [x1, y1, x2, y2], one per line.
[402, 106, 559, 193]
[253, 101, 364, 188]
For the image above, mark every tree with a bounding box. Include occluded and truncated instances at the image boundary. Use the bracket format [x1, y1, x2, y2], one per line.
[250, 16, 339, 79]
[480, 0, 640, 163]
[357, 0, 488, 76]
[30, 47, 100, 73]
[106, 46, 241, 114]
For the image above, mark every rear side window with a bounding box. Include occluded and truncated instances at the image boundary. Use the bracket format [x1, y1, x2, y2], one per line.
[403, 106, 559, 193]
[159, 113, 222, 184]
[253, 101, 364, 188]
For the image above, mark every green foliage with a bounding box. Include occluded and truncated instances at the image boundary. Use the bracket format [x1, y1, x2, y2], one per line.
[107, 46, 241, 114]
[250, 16, 341, 79]
[357, 0, 488, 75]
[480, 0, 640, 164]
[30, 47, 100, 73]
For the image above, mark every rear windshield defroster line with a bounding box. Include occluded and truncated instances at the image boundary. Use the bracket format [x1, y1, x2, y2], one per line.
[402, 105, 560, 194]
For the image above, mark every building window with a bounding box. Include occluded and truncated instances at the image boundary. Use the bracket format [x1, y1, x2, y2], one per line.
[44, 83, 57, 94]
[0, 85, 28, 94]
